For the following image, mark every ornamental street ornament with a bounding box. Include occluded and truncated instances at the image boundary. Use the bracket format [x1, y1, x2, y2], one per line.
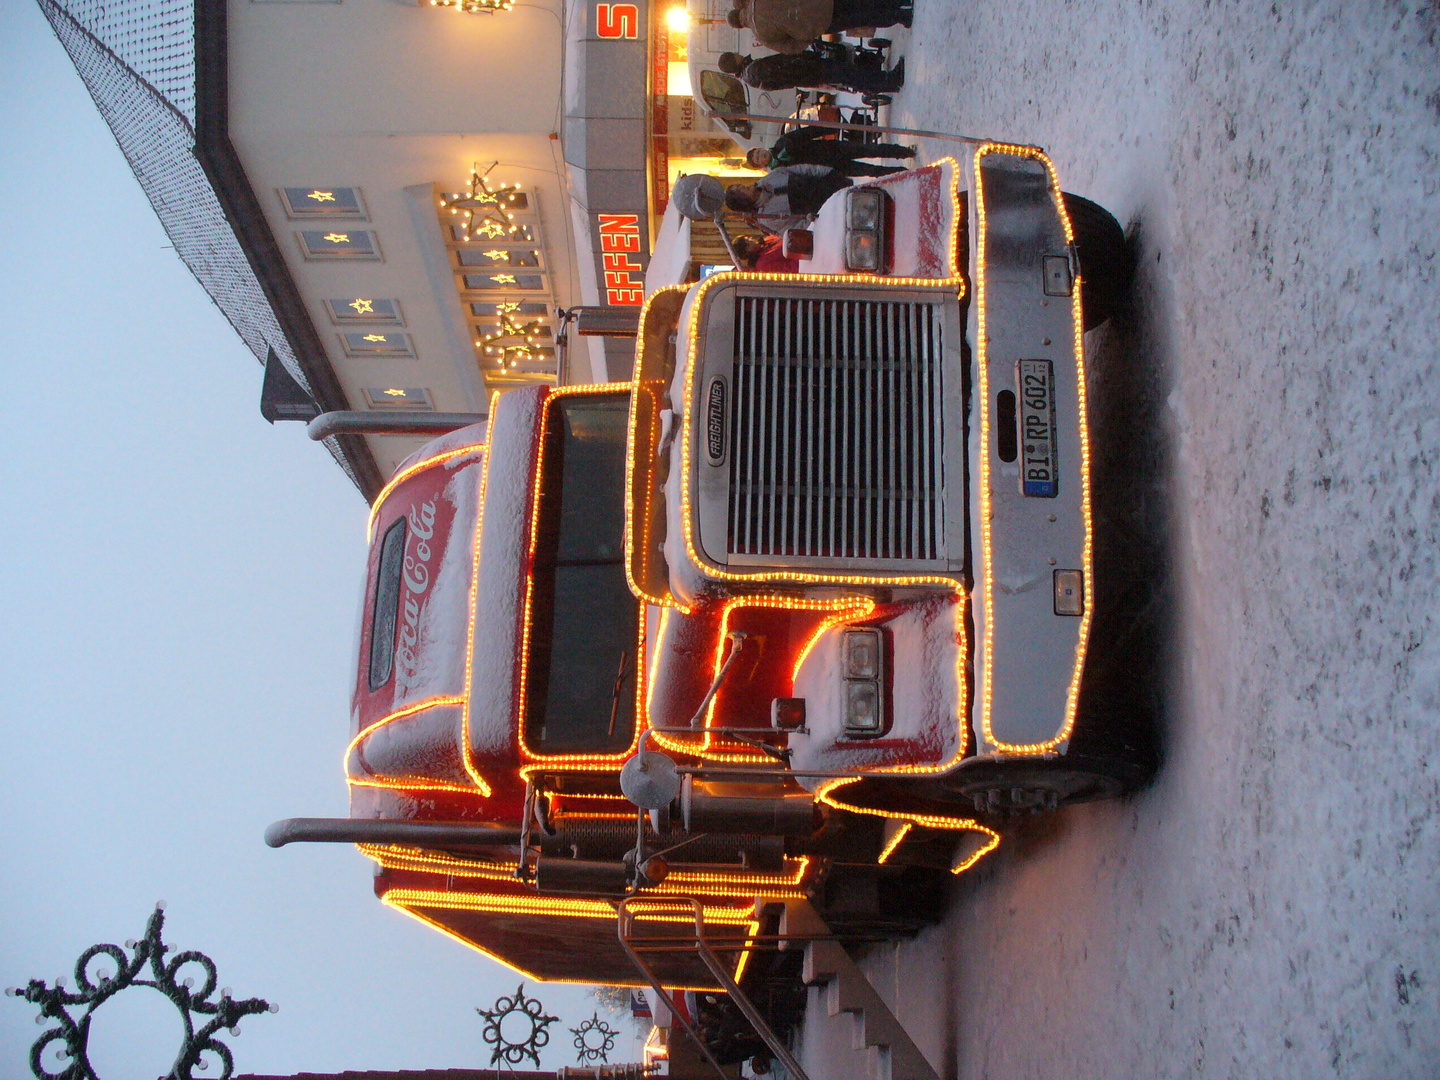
[571, 1012, 620, 1064]
[477, 983, 559, 1068]
[5, 905, 276, 1080]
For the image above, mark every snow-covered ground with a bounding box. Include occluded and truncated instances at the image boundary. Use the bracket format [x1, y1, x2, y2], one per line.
[797, 3, 1440, 1078]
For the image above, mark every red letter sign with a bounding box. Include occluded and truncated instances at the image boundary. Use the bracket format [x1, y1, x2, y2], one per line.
[596, 3, 638, 38]
[597, 214, 644, 305]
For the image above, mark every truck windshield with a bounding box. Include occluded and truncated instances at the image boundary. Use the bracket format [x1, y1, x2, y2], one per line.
[523, 393, 639, 754]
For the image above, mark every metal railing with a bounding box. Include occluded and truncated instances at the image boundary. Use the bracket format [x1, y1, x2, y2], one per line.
[615, 895, 811, 1080]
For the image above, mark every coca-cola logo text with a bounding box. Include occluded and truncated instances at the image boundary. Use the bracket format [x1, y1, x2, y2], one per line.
[395, 499, 436, 681]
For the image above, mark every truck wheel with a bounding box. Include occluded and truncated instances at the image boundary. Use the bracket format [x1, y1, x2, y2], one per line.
[1061, 193, 1131, 330]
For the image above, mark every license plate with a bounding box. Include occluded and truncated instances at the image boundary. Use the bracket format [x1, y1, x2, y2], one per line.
[1017, 359, 1058, 497]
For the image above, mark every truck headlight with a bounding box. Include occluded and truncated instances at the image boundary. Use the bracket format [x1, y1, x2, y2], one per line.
[845, 680, 881, 734]
[842, 629, 885, 736]
[843, 628, 881, 679]
[846, 232, 880, 271]
[847, 188, 884, 231]
[843, 188, 888, 272]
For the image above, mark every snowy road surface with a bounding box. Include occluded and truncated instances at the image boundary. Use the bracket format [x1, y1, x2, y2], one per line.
[797, 3, 1440, 1078]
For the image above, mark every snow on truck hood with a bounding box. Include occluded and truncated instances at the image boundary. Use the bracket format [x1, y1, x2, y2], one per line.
[643, 200, 694, 293]
[641, 160, 959, 306]
[806, 159, 959, 279]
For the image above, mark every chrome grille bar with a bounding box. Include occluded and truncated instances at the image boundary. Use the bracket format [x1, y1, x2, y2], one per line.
[727, 295, 944, 564]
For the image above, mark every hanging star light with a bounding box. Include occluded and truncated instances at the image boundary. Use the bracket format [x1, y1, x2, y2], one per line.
[439, 164, 525, 242]
[571, 1012, 621, 1065]
[476, 984, 559, 1068]
[475, 301, 547, 369]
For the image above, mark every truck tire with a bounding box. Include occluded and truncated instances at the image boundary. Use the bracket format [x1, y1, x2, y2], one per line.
[1062, 193, 1131, 330]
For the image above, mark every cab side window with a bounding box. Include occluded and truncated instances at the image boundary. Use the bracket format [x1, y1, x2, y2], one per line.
[368, 517, 407, 691]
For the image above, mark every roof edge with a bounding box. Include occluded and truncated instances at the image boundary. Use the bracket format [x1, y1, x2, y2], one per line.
[192, 0, 385, 501]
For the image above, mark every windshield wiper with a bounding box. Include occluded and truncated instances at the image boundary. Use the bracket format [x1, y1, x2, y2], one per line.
[608, 650, 630, 737]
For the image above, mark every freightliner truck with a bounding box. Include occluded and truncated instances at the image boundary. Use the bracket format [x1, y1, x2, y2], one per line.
[269, 144, 1146, 1075]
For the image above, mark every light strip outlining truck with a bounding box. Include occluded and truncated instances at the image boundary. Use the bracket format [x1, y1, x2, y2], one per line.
[269, 143, 1147, 1067]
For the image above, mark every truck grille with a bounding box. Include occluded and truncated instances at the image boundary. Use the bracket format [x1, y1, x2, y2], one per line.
[727, 296, 945, 563]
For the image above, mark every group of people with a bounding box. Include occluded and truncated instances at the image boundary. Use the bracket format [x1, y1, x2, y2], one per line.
[711, 0, 920, 270]
[724, 125, 916, 239]
[720, 0, 913, 96]
[724, 0, 914, 54]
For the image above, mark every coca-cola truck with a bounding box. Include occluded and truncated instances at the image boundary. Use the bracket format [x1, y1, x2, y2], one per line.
[269, 145, 1147, 1027]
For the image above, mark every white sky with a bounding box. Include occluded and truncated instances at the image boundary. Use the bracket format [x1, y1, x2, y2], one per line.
[0, 2, 633, 1073]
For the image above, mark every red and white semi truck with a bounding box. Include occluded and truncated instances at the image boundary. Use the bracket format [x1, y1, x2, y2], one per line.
[269, 144, 1146, 1067]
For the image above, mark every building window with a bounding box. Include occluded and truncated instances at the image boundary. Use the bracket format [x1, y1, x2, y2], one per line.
[363, 387, 433, 410]
[456, 248, 543, 269]
[280, 187, 367, 218]
[325, 298, 404, 324]
[462, 272, 545, 292]
[340, 331, 416, 358]
[452, 223, 535, 243]
[471, 301, 549, 319]
[297, 229, 380, 260]
[476, 323, 554, 346]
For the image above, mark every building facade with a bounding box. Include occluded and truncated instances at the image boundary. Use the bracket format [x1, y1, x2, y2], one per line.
[43, 0, 753, 494]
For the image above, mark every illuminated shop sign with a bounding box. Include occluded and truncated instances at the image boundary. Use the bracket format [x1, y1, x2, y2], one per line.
[598, 214, 644, 305]
[596, 2, 639, 37]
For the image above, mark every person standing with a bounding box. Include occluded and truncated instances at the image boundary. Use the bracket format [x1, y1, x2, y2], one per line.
[723, 164, 854, 231]
[745, 127, 917, 177]
[726, 0, 913, 54]
[718, 50, 905, 96]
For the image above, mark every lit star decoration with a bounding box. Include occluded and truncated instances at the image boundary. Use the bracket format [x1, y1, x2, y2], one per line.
[476, 984, 558, 1068]
[491, 273, 518, 285]
[362, 334, 388, 343]
[323, 232, 349, 244]
[383, 388, 407, 397]
[307, 190, 336, 202]
[349, 298, 375, 314]
[439, 164, 524, 242]
[483, 249, 510, 261]
[475, 300, 547, 370]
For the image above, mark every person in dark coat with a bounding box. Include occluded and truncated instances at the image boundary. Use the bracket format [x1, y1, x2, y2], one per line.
[725, 0, 913, 53]
[718, 50, 904, 95]
[723, 165, 854, 231]
[746, 126, 916, 177]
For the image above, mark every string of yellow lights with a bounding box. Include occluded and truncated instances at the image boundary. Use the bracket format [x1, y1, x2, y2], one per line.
[815, 777, 1000, 874]
[623, 284, 694, 611]
[366, 442, 485, 542]
[969, 143, 1094, 755]
[515, 384, 646, 768]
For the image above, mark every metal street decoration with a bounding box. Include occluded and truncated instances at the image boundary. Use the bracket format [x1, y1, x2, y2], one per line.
[477, 983, 559, 1068]
[570, 1012, 620, 1064]
[5, 904, 276, 1080]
